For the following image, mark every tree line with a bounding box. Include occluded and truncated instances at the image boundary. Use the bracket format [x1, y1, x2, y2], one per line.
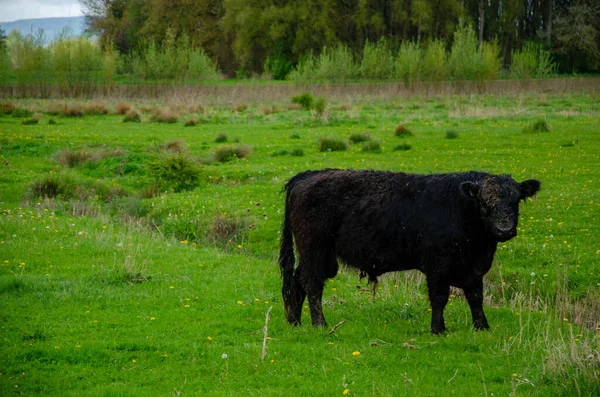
[79, 0, 599, 77]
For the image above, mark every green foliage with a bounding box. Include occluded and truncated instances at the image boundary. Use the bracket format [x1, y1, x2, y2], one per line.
[313, 97, 326, 116]
[448, 20, 482, 81]
[291, 92, 314, 110]
[421, 40, 448, 82]
[11, 108, 33, 118]
[289, 147, 305, 156]
[394, 41, 422, 86]
[146, 154, 202, 192]
[22, 113, 42, 125]
[318, 137, 348, 152]
[511, 42, 557, 79]
[480, 41, 502, 80]
[290, 46, 358, 83]
[359, 39, 392, 79]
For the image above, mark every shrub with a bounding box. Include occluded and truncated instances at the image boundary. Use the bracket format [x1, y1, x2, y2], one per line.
[445, 130, 460, 139]
[213, 145, 252, 162]
[523, 119, 551, 133]
[394, 41, 422, 87]
[314, 97, 326, 116]
[215, 133, 228, 143]
[47, 102, 64, 115]
[359, 38, 393, 79]
[122, 109, 141, 123]
[448, 20, 482, 81]
[26, 174, 76, 200]
[362, 141, 382, 152]
[395, 124, 413, 137]
[85, 101, 109, 115]
[422, 40, 448, 81]
[480, 41, 502, 80]
[115, 102, 131, 115]
[0, 101, 15, 115]
[291, 92, 314, 110]
[22, 113, 42, 125]
[209, 215, 247, 246]
[11, 108, 33, 118]
[319, 137, 348, 152]
[60, 104, 85, 117]
[393, 143, 412, 151]
[184, 119, 198, 127]
[160, 139, 187, 153]
[511, 42, 557, 79]
[54, 149, 92, 167]
[147, 154, 202, 192]
[349, 133, 371, 143]
[151, 109, 178, 123]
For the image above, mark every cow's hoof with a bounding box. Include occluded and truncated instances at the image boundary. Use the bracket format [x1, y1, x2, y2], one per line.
[430, 327, 447, 335]
[474, 322, 490, 331]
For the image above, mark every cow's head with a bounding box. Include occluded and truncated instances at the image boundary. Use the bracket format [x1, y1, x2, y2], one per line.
[461, 175, 540, 242]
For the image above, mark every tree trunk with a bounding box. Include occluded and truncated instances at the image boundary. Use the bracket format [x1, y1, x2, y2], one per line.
[478, 0, 485, 49]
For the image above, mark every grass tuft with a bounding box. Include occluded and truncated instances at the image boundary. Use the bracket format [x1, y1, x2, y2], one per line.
[213, 145, 252, 162]
[115, 102, 132, 115]
[523, 119, 551, 133]
[395, 124, 413, 137]
[85, 101, 110, 115]
[361, 140, 382, 152]
[445, 130, 460, 139]
[60, 104, 85, 117]
[122, 109, 142, 123]
[319, 137, 348, 152]
[215, 133, 228, 143]
[349, 133, 371, 144]
[393, 142, 412, 151]
[151, 109, 179, 123]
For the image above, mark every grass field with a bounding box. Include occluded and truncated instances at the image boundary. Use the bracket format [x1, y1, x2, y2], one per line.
[1, 93, 599, 395]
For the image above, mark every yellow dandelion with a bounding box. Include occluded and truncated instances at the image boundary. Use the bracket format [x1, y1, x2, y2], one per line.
[352, 351, 360, 356]
[343, 389, 350, 395]
[150, 317, 156, 321]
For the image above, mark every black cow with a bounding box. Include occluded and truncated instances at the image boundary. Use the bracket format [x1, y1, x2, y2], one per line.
[279, 169, 540, 334]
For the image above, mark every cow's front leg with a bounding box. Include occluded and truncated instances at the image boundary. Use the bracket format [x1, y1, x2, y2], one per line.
[463, 278, 489, 331]
[427, 280, 450, 334]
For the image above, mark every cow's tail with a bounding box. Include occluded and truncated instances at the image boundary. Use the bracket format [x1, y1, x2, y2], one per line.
[279, 179, 296, 317]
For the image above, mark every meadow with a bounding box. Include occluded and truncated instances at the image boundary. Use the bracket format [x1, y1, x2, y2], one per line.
[0, 92, 599, 396]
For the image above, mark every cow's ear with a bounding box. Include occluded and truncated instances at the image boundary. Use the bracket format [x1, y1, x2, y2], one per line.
[461, 181, 479, 199]
[520, 179, 540, 200]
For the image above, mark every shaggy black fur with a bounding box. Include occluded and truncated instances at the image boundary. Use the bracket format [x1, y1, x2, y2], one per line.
[279, 169, 540, 334]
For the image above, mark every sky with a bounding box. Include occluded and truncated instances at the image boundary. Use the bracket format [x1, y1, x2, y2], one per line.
[0, 0, 82, 22]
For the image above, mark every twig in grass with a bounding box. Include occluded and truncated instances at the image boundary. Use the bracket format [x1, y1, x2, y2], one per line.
[328, 319, 347, 335]
[478, 361, 489, 397]
[447, 368, 459, 383]
[261, 306, 273, 361]
[152, 220, 166, 240]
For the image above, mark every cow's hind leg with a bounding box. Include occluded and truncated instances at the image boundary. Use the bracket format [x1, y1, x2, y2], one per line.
[463, 278, 489, 331]
[427, 279, 450, 334]
[297, 252, 330, 328]
[285, 268, 306, 326]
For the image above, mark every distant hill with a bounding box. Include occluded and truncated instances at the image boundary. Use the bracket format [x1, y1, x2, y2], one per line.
[0, 16, 86, 42]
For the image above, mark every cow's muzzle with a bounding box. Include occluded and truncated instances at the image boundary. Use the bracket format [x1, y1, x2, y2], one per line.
[493, 226, 517, 242]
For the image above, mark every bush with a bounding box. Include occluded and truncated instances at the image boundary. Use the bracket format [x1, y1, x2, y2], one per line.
[213, 145, 252, 162]
[22, 113, 42, 125]
[348, 133, 371, 143]
[393, 143, 412, 151]
[122, 109, 141, 123]
[115, 102, 131, 115]
[422, 40, 448, 81]
[184, 119, 198, 127]
[291, 92, 314, 110]
[26, 173, 126, 202]
[159, 139, 187, 153]
[395, 124, 413, 137]
[151, 109, 178, 123]
[361, 141, 382, 152]
[215, 133, 228, 143]
[394, 41, 422, 87]
[319, 137, 348, 152]
[11, 108, 33, 118]
[448, 20, 482, 80]
[85, 102, 109, 115]
[445, 130, 460, 139]
[60, 104, 84, 117]
[360, 38, 393, 79]
[314, 97, 326, 116]
[523, 119, 551, 134]
[209, 215, 248, 246]
[54, 148, 92, 167]
[511, 42, 557, 79]
[0, 101, 15, 115]
[147, 154, 202, 192]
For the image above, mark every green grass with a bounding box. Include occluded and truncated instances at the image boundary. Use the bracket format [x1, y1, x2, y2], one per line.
[1, 93, 599, 395]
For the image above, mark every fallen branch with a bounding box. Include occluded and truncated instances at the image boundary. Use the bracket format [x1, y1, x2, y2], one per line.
[261, 306, 273, 361]
[328, 319, 347, 335]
